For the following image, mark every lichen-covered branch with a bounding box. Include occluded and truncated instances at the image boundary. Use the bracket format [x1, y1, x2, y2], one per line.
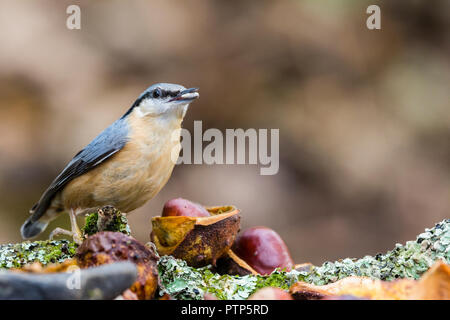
[299, 219, 450, 285]
[1, 218, 449, 300]
[158, 219, 450, 300]
[0, 205, 130, 269]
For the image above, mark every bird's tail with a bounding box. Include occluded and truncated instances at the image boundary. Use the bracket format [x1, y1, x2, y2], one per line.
[20, 200, 53, 239]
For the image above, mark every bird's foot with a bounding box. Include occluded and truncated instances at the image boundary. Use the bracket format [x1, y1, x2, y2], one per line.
[49, 227, 83, 245]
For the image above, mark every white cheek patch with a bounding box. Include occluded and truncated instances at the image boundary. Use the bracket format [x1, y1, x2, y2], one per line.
[136, 99, 164, 117]
[134, 98, 190, 119]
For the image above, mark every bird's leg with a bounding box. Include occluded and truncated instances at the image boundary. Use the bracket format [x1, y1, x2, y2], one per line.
[48, 209, 83, 245]
[69, 208, 83, 244]
[49, 227, 75, 240]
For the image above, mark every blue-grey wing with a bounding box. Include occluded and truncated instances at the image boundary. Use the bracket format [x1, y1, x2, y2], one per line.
[29, 119, 129, 221]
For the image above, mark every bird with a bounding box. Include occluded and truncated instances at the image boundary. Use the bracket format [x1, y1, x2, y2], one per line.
[20, 83, 199, 244]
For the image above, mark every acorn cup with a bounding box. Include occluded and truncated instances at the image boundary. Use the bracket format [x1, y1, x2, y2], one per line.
[151, 205, 241, 267]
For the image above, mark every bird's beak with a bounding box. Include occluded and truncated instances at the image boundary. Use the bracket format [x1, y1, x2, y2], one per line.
[169, 88, 199, 103]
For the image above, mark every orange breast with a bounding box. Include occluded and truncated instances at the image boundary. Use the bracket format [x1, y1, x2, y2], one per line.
[61, 111, 182, 213]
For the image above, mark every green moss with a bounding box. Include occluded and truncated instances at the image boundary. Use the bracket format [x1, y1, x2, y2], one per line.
[0, 240, 77, 269]
[253, 269, 299, 291]
[82, 209, 131, 236]
[83, 212, 100, 236]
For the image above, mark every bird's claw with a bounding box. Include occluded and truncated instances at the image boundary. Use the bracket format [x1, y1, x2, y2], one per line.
[49, 227, 83, 245]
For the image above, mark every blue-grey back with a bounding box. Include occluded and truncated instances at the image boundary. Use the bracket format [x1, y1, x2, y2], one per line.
[28, 118, 130, 221]
[70, 118, 129, 168]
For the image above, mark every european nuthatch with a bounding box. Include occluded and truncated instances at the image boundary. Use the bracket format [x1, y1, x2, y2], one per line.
[21, 83, 199, 243]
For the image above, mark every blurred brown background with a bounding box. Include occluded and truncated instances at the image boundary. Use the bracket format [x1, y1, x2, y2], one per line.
[0, 0, 448, 264]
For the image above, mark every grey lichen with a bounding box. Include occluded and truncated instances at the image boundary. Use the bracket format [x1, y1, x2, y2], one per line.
[0, 240, 77, 269]
[158, 255, 281, 300]
[158, 219, 450, 300]
[158, 255, 301, 300]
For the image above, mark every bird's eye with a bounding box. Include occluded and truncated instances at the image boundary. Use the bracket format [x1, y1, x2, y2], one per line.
[152, 89, 162, 98]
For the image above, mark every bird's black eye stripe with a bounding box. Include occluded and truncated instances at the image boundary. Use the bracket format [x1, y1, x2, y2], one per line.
[121, 88, 183, 119]
[151, 89, 179, 99]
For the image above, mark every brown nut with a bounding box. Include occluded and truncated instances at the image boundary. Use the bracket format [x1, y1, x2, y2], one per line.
[76, 231, 159, 300]
[232, 226, 294, 275]
[151, 205, 240, 267]
[162, 198, 210, 217]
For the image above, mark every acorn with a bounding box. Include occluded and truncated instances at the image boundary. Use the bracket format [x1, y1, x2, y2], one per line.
[232, 226, 294, 275]
[151, 201, 240, 267]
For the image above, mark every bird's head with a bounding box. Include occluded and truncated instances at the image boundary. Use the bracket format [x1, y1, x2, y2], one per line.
[124, 83, 199, 120]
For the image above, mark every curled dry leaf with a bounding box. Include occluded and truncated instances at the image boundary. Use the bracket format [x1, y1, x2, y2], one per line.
[13, 259, 79, 273]
[76, 231, 159, 300]
[151, 205, 240, 267]
[408, 260, 450, 300]
[290, 261, 450, 300]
